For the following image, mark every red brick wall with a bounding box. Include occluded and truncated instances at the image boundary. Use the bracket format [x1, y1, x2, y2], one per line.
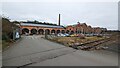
[21, 23, 105, 34]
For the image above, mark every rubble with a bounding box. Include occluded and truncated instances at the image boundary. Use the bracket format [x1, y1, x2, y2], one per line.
[48, 35, 110, 51]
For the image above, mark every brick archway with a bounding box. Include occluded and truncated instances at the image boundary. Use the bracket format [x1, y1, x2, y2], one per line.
[38, 29, 44, 35]
[31, 29, 37, 35]
[66, 30, 69, 34]
[61, 30, 65, 34]
[51, 29, 55, 34]
[70, 30, 74, 34]
[22, 28, 29, 34]
[57, 30, 60, 34]
[45, 29, 50, 35]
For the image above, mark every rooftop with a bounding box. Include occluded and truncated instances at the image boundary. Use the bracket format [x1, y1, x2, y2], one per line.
[20, 23, 64, 28]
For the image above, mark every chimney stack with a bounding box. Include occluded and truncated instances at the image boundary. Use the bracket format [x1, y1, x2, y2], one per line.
[58, 14, 60, 26]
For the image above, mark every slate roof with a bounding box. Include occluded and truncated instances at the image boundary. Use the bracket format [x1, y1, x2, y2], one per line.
[20, 23, 64, 28]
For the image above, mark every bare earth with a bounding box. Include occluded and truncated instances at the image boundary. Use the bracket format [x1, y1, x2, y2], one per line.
[3, 35, 118, 66]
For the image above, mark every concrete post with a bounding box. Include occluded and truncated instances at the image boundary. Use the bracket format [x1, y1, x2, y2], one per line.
[29, 29, 31, 35]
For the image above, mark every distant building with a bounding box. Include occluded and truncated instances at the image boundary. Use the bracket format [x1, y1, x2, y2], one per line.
[20, 14, 107, 35]
[20, 22, 106, 35]
[65, 22, 106, 34]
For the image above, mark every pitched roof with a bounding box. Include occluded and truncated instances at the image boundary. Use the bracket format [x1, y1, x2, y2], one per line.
[20, 23, 64, 28]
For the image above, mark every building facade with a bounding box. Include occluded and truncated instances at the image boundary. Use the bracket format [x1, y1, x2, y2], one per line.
[20, 22, 107, 35]
[20, 23, 65, 35]
[65, 22, 107, 34]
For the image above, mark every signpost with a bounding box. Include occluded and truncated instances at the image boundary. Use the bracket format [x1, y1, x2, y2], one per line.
[13, 28, 20, 40]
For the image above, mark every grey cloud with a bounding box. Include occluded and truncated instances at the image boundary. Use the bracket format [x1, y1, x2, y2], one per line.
[2, 2, 118, 30]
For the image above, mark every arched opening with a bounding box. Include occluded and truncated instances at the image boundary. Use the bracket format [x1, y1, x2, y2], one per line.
[57, 30, 60, 34]
[45, 29, 50, 35]
[31, 29, 37, 35]
[38, 29, 44, 35]
[22, 28, 29, 34]
[70, 31, 74, 34]
[66, 30, 69, 34]
[61, 30, 65, 34]
[51, 30, 55, 34]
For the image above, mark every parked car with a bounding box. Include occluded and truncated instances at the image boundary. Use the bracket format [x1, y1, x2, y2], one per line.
[85, 34, 94, 37]
[57, 33, 66, 37]
[64, 33, 70, 37]
[70, 34, 78, 37]
[70, 34, 75, 37]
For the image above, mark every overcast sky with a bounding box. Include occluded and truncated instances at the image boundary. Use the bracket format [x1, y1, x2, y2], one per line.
[2, 1, 118, 30]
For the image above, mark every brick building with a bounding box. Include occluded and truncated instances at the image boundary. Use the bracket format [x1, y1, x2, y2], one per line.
[65, 22, 107, 34]
[20, 22, 106, 35]
[20, 22, 65, 35]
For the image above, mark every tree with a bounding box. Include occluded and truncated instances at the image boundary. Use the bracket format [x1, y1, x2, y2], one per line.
[2, 17, 20, 40]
